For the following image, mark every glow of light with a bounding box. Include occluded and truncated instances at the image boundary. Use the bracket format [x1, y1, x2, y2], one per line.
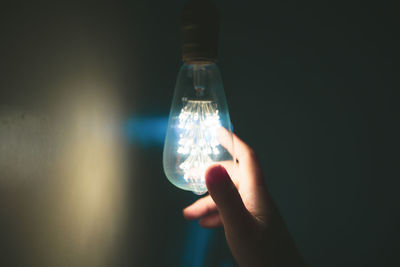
[177, 100, 220, 194]
[123, 115, 168, 147]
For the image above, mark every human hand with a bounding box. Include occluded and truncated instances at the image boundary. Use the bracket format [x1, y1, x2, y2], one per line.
[183, 128, 306, 267]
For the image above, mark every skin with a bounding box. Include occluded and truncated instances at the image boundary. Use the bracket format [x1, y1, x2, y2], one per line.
[183, 128, 306, 267]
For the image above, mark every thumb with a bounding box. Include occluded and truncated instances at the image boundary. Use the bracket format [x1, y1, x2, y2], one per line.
[205, 165, 253, 233]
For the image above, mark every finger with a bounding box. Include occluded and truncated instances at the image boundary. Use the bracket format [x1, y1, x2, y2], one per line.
[218, 127, 264, 190]
[218, 160, 234, 175]
[218, 127, 253, 162]
[198, 212, 222, 228]
[183, 195, 217, 220]
[218, 127, 234, 156]
[205, 165, 253, 233]
[218, 160, 237, 185]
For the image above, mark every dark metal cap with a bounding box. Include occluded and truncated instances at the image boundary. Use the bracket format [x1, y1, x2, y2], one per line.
[181, 0, 220, 63]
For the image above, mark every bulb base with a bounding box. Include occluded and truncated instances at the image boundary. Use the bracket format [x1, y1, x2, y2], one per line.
[181, 0, 219, 63]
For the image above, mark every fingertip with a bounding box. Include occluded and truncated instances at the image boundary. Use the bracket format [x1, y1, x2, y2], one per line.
[205, 164, 230, 189]
[182, 209, 193, 221]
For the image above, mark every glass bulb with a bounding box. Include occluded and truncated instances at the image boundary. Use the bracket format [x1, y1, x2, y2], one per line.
[163, 62, 234, 195]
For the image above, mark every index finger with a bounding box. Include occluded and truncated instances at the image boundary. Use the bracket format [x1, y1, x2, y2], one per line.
[218, 127, 253, 162]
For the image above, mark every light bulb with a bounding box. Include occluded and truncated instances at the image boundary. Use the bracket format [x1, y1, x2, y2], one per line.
[163, 63, 234, 195]
[163, 0, 233, 194]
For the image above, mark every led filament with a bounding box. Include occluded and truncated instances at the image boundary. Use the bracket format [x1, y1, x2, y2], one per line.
[177, 100, 221, 193]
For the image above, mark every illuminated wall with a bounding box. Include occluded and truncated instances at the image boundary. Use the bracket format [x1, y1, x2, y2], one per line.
[0, 88, 127, 267]
[0, 3, 131, 266]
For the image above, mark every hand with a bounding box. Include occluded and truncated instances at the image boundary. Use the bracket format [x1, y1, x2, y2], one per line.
[183, 128, 306, 267]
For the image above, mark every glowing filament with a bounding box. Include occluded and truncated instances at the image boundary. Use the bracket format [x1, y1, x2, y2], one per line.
[177, 100, 220, 191]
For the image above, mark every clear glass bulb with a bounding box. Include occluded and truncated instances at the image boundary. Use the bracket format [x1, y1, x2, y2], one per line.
[163, 62, 234, 195]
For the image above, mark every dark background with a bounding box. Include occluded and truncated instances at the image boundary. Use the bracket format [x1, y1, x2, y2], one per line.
[0, 0, 398, 266]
